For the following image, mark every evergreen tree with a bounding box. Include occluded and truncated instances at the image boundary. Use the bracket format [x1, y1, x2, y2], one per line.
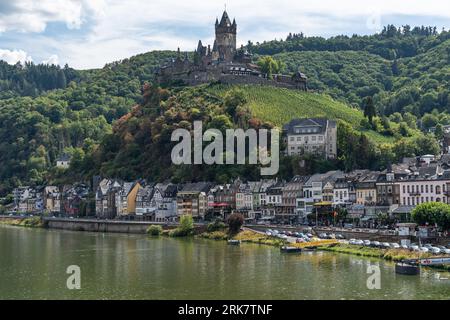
[363, 96, 376, 125]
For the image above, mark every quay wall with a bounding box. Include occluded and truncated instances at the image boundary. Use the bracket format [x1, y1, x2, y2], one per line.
[43, 218, 206, 235]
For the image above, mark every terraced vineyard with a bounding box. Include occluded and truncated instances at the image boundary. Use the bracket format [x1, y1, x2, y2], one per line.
[207, 84, 398, 144]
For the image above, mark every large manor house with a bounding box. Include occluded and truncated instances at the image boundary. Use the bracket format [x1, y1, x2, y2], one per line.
[156, 11, 308, 91]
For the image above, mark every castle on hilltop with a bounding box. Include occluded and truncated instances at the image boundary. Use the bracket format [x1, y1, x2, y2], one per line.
[155, 11, 307, 91]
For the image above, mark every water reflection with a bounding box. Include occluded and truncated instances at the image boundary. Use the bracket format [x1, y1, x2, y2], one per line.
[0, 225, 448, 300]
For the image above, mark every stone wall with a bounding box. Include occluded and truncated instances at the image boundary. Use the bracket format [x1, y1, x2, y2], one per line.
[43, 217, 207, 235]
[218, 74, 301, 90]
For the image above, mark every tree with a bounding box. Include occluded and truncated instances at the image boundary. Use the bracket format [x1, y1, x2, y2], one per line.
[224, 88, 247, 119]
[363, 96, 376, 125]
[178, 215, 194, 236]
[227, 213, 244, 235]
[435, 123, 444, 140]
[257, 56, 282, 79]
[412, 202, 450, 230]
[421, 113, 438, 130]
[56, 70, 67, 88]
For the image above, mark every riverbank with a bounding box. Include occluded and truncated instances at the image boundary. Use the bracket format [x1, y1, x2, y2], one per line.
[0, 217, 43, 228]
[320, 244, 450, 271]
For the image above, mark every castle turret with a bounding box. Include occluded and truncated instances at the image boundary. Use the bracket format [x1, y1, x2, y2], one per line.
[215, 11, 237, 62]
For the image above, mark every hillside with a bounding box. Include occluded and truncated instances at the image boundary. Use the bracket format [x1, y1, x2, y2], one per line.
[0, 27, 448, 193]
[59, 84, 437, 186]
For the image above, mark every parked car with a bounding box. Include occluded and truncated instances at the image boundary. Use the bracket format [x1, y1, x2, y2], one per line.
[420, 247, 430, 253]
[355, 240, 364, 246]
[371, 241, 381, 248]
[390, 243, 401, 249]
[437, 246, 450, 255]
[382, 243, 391, 248]
[336, 234, 345, 240]
[363, 240, 371, 246]
[430, 247, 442, 255]
[401, 245, 409, 250]
[319, 233, 328, 239]
[307, 233, 314, 238]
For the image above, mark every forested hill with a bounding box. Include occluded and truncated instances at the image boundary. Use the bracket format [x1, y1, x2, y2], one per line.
[249, 25, 450, 59]
[0, 61, 79, 99]
[0, 26, 449, 195]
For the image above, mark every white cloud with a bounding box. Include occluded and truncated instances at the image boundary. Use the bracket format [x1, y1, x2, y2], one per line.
[0, 0, 106, 33]
[0, 49, 32, 64]
[42, 54, 59, 65]
[1, 0, 450, 68]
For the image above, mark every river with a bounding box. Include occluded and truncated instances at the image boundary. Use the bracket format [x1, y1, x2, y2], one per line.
[0, 225, 448, 300]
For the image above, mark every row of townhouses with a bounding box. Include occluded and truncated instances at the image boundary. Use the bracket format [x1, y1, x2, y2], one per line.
[12, 184, 90, 216]
[91, 154, 450, 223]
[11, 154, 450, 225]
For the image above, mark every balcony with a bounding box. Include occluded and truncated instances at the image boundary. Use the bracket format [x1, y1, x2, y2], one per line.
[409, 192, 421, 196]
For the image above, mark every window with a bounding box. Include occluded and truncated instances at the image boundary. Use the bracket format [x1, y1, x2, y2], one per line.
[290, 137, 294, 142]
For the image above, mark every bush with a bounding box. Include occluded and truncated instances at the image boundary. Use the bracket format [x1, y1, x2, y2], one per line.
[147, 225, 163, 236]
[169, 215, 194, 237]
[227, 213, 244, 235]
[207, 219, 226, 233]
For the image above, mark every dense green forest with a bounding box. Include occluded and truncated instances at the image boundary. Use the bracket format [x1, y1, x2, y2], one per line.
[0, 26, 448, 194]
[0, 61, 79, 99]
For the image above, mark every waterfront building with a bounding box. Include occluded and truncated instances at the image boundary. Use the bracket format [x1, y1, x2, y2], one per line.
[279, 176, 309, 224]
[135, 185, 155, 217]
[397, 166, 450, 207]
[355, 172, 380, 206]
[43, 186, 61, 213]
[177, 182, 213, 219]
[297, 171, 343, 218]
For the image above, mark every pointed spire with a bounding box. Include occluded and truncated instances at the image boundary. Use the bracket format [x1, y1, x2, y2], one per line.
[219, 10, 232, 27]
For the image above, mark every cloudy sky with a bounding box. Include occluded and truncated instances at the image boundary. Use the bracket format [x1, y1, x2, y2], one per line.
[1, 0, 450, 69]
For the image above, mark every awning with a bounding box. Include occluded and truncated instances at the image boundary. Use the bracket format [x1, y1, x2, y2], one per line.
[314, 202, 333, 207]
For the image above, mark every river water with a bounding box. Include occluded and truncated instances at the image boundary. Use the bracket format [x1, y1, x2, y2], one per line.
[0, 225, 448, 300]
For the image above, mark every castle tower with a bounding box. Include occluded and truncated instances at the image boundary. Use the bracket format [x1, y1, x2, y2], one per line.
[215, 11, 237, 62]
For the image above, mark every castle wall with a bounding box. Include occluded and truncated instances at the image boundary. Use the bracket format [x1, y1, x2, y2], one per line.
[218, 74, 306, 91]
